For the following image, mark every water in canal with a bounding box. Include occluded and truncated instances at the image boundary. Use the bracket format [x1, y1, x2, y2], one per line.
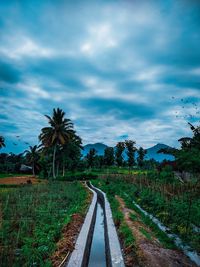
[88, 202, 106, 267]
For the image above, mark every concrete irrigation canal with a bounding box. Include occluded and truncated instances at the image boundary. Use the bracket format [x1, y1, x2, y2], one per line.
[66, 182, 125, 267]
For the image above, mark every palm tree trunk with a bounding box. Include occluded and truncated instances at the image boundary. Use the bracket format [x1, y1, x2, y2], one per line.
[32, 163, 35, 176]
[53, 144, 57, 179]
[56, 161, 59, 177]
[62, 163, 65, 177]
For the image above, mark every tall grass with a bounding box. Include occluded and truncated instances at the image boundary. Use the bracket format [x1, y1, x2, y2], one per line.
[92, 174, 200, 252]
[0, 181, 87, 267]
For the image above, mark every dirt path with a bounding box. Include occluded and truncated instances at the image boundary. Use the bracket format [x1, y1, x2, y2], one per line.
[51, 213, 84, 267]
[0, 176, 46, 185]
[116, 196, 197, 267]
[51, 185, 93, 267]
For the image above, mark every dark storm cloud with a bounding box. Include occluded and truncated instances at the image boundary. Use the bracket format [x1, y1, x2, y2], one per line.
[0, 60, 21, 83]
[81, 98, 156, 120]
[0, 0, 200, 152]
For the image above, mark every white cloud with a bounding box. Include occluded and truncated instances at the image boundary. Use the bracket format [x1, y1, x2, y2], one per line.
[16, 82, 51, 99]
[80, 23, 118, 55]
[0, 36, 54, 60]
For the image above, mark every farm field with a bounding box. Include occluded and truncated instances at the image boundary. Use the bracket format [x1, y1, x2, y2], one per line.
[0, 175, 45, 185]
[0, 181, 89, 267]
[92, 171, 200, 263]
[0, 173, 32, 179]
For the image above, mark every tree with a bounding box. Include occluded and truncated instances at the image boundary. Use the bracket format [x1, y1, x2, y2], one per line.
[39, 108, 75, 179]
[95, 155, 104, 169]
[61, 135, 82, 175]
[176, 123, 200, 173]
[137, 147, 147, 168]
[86, 148, 96, 168]
[159, 122, 200, 173]
[0, 136, 5, 149]
[104, 147, 115, 166]
[125, 140, 137, 168]
[115, 142, 125, 167]
[25, 145, 39, 176]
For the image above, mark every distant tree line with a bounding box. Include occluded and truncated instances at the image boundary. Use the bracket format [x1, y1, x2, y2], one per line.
[84, 140, 147, 169]
[1, 108, 199, 178]
[158, 122, 200, 174]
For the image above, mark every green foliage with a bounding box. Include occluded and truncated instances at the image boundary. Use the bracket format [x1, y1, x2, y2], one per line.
[25, 145, 40, 175]
[92, 180, 136, 250]
[115, 142, 125, 167]
[125, 140, 137, 167]
[86, 148, 97, 168]
[0, 153, 25, 174]
[119, 223, 135, 247]
[57, 171, 98, 181]
[177, 123, 200, 173]
[137, 147, 147, 168]
[39, 108, 80, 179]
[104, 147, 115, 166]
[0, 181, 88, 267]
[176, 147, 200, 173]
[92, 176, 200, 252]
[139, 227, 152, 240]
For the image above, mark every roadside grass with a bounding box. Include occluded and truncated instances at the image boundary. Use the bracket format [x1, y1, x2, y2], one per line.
[92, 180, 136, 250]
[125, 194, 176, 249]
[89, 167, 146, 175]
[0, 181, 88, 267]
[92, 179, 179, 250]
[139, 227, 153, 241]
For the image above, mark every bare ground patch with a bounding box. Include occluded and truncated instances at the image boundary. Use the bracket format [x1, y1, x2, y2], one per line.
[0, 176, 46, 185]
[51, 185, 92, 267]
[116, 196, 197, 267]
[50, 213, 84, 267]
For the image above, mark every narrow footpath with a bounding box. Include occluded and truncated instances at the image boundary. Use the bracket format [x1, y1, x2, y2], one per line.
[116, 196, 197, 267]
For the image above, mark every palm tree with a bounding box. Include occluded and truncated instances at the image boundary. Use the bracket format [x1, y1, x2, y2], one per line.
[39, 108, 75, 179]
[0, 136, 5, 149]
[25, 145, 39, 176]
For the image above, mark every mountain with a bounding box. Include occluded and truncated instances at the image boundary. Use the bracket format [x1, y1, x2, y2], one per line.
[145, 143, 175, 162]
[82, 143, 108, 156]
[82, 142, 175, 162]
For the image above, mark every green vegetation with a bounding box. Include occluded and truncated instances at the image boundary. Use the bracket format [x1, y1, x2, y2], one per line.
[94, 181, 136, 250]
[92, 173, 200, 251]
[0, 108, 199, 265]
[25, 145, 40, 176]
[0, 173, 30, 179]
[115, 142, 125, 167]
[125, 140, 137, 169]
[137, 147, 147, 168]
[0, 181, 88, 267]
[139, 227, 152, 240]
[39, 108, 81, 179]
[159, 122, 200, 173]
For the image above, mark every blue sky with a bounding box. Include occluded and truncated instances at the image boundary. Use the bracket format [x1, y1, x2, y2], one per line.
[0, 0, 200, 153]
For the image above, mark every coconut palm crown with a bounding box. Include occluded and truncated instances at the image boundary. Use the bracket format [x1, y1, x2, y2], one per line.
[0, 136, 5, 149]
[25, 145, 39, 176]
[39, 108, 75, 178]
[39, 108, 75, 147]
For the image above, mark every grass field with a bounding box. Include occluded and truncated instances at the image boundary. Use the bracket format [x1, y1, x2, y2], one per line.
[0, 181, 88, 267]
[92, 174, 200, 252]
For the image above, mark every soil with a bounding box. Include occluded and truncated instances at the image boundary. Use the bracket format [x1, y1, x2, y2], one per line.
[116, 196, 197, 267]
[50, 213, 84, 267]
[0, 176, 46, 185]
[51, 184, 92, 267]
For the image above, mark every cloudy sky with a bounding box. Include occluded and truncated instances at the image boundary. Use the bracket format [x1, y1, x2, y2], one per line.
[0, 0, 200, 153]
